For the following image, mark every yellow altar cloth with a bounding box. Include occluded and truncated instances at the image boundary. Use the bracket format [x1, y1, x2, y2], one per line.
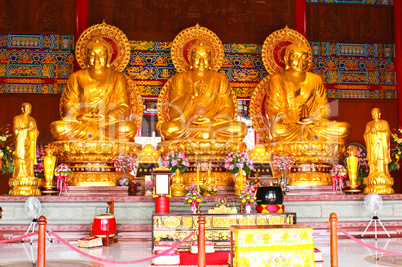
[230, 225, 315, 267]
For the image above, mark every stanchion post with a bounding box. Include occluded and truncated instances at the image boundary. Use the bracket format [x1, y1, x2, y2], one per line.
[330, 212, 338, 267]
[38, 215, 47, 267]
[198, 214, 206, 267]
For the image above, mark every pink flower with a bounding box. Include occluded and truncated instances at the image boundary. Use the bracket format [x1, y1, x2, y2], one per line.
[171, 159, 178, 166]
[228, 164, 234, 170]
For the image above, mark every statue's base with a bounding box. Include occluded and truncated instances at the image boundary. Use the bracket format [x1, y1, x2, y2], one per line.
[343, 185, 363, 194]
[262, 141, 347, 186]
[8, 177, 42, 196]
[41, 186, 59, 196]
[68, 172, 135, 187]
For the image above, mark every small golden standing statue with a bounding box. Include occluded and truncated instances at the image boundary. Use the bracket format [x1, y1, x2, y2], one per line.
[41, 144, 58, 195]
[171, 168, 185, 196]
[343, 145, 363, 194]
[364, 108, 394, 194]
[8, 103, 41, 196]
[203, 163, 217, 195]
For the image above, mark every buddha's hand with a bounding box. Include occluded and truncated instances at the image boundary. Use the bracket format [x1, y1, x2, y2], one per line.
[192, 116, 210, 125]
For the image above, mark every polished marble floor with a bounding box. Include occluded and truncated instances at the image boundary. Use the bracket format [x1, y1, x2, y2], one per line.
[0, 236, 401, 266]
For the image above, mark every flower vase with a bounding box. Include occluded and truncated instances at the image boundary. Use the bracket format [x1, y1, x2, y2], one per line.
[191, 203, 197, 214]
[245, 204, 252, 213]
[119, 173, 129, 186]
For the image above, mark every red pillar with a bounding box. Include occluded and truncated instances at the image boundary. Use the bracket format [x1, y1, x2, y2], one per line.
[37, 216, 47, 267]
[295, 0, 307, 37]
[395, 1, 402, 193]
[74, 0, 89, 71]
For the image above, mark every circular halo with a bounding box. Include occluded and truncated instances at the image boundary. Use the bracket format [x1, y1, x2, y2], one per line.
[171, 24, 224, 73]
[75, 21, 130, 72]
[262, 26, 312, 74]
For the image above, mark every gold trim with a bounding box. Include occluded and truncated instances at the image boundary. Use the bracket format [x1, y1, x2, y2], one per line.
[262, 26, 311, 74]
[75, 21, 130, 72]
[250, 75, 271, 142]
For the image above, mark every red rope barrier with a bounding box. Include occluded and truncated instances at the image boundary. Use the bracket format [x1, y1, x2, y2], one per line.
[49, 230, 196, 265]
[338, 227, 402, 256]
[0, 232, 38, 244]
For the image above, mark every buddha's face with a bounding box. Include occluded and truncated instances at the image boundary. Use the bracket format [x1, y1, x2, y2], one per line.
[190, 46, 211, 71]
[22, 103, 31, 115]
[372, 109, 380, 120]
[285, 48, 310, 73]
[86, 44, 109, 73]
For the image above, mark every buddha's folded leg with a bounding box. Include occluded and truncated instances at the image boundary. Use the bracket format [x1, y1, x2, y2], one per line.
[212, 121, 248, 140]
[103, 121, 137, 141]
[308, 121, 352, 142]
[50, 120, 98, 141]
[160, 121, 187, 140]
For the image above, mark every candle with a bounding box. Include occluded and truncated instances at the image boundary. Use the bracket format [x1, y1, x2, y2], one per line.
[197, 164, 200, 191]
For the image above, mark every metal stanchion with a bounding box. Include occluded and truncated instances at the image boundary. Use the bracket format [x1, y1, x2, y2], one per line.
[330, 212, 338, 267]
[37, 215, 47, 267]
[198, 214, 206, 267]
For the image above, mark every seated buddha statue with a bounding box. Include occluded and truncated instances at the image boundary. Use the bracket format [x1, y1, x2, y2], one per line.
[159, 40, 247, 141]
[50, 36, 137, 141]
[265, 42, 351, 143]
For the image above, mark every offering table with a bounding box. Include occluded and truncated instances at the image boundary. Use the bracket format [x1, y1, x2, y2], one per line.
[229, 224, 315, 267]
[152, 212, 296, 252]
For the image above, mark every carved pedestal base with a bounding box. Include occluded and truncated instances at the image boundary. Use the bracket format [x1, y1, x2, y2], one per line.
[171, 185, 185, 196]
[8, 177, 42, 196]
[52, 140, 142, 187]
[364, 174, 394, 194]
[263, 141, 346, 186]
[158, 139, 245, 187]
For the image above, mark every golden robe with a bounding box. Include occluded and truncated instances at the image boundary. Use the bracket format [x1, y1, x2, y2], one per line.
[160, 70, 247, 141]
[13, 114, 38, 178]
[50, 68, 136, 141]
[265, 71, 351, 142]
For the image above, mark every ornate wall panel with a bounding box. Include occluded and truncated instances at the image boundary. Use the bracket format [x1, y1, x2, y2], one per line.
[88, 0, 295, 44]
[307, 3, 394, 43]
[0, 0, 75, 34]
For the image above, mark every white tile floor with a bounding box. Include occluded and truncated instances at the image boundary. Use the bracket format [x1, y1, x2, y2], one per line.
[0, 236, 402, 266]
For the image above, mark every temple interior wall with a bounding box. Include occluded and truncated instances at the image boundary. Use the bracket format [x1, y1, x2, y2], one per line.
[0, 1, 398, 193]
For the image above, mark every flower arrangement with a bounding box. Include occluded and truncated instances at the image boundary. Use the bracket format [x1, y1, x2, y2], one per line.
[237, 184, 257, 206]
[161, 149, 190, 174]
[113, 154, 137, 174]
[184, 184, 205, 207]
[55, 163, 73, 194]
[144, 180, 153, 191]
[224, 150, 254, 175]
[271, 155, 294, 175]
[354, 145, 369, 184]
[205, 185, 218, 195]
[330, 164, 347, 192]
[0, 125, 14, 174]
[249, 176, 263, 188]
[34, 145, 45, 178]
[390, 127, 402, 171]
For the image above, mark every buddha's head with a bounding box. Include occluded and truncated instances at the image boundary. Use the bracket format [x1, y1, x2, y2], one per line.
[371, 108, 381, 120]
[21, 102, 32, 115]
[188, 40, 212, 71]
[86, 36, 112, 73]
[284, 42, 312, 73]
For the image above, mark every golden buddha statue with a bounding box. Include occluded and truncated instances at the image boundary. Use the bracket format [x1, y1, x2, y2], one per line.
[50, 36, 137, 141]
[171, 168, 185, 196]
[50, 22, 143, 186]
[9, 103, 41, 195]
[343, 145, 363, 194]
[250, 27, 351, 186]
[159, 39, 247, 141]
[265, 42, 351, 143]
[364, 108, 394, 194]
[157, 24, 247, 186]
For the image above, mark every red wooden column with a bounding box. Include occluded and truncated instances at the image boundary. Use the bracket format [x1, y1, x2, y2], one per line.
[74, 0, 89, 71]
[295, 0, 307, 37]
[395, 1, 402, 193]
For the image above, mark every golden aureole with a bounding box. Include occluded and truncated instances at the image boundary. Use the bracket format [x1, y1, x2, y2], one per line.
[157, 24, 247, 187]
[250, 27, 351, 186]
[50, 22, 143, 186]
[9, 103, 41, 196]
[364, 108, 394, 194]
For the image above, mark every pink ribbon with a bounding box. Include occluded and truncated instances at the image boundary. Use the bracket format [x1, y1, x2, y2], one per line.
[0, 232, 38, 244]
[49, 230, 195, 265]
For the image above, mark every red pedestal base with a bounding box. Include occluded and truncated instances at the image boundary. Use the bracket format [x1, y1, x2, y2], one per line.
[155, 196, 170, 214]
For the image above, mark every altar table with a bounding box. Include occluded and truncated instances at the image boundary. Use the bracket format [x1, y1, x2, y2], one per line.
[229, 224, 315, 267]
